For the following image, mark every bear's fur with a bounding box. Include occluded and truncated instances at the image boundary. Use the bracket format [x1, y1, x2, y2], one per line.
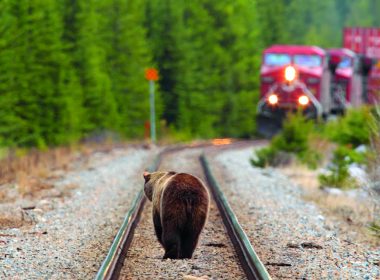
[143, 171, 209, 259]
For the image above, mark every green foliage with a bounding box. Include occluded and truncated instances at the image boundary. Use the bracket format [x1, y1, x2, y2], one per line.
[273, 112, 320, 168]
[148, 0, 261, 138]
[251, 112, 320, 168]
[368, 221, 380, 239]
[0, 0, 379, 147]
[103, 0, 154, 138]
[158, 121, 194, 143]
[318, 107, 373, 189]
[271, 112, 313, 154]
[318, 145, 362, 189]
[250, 146, 277, 168]
[369, 105, 380, 141]
[284, 0, 340, 47]
[0, 0, 154, 147]
[255, 0, 286, 46]
[324, 107, 373, 147]
[0, 0, 25, 147]
[70, 0, 120, 134]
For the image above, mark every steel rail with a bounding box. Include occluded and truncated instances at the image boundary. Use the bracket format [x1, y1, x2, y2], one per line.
[95, 155, 161, 280]
[200, 154, 272, 280]
[95, 145, 189, 280]
[96, 142, 270, 280]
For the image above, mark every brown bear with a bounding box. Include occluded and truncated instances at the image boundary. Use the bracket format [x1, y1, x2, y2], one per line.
[143, 171, 210, 259]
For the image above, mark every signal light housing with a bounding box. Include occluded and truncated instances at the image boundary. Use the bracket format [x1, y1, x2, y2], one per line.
[268, 94, 278, 105]
[285, 65, 296, 82]
[298, 95, 309, 106]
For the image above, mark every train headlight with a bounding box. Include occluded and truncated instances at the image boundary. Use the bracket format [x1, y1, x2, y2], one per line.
[298, 95, 309, 106]
[285, 65, 296, 82]
[268, 94, 278, 105]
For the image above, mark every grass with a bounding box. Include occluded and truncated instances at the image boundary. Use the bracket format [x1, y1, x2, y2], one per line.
[367, 106, 380, 238]
[0, 140, 129, 228]
[0, 141, 125, 198]
[0, 147, 71, 183]
[280, 163, 379, 245]
[368, 222, 380, 238]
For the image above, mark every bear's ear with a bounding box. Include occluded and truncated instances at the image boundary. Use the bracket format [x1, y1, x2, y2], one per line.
[143, 171, 151, 182]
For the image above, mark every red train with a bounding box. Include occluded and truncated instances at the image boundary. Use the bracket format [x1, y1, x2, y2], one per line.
[257, 27, 380, 137]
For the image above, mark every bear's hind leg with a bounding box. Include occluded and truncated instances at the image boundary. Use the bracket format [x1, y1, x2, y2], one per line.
[179, 231, 200, 259]
[162, 230, 181, 259]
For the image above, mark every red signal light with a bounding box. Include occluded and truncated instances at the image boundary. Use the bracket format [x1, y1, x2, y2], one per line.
[145, 68, 159, 81]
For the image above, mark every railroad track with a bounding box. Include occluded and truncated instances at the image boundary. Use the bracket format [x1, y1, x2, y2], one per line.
[96, 143, 270, 280]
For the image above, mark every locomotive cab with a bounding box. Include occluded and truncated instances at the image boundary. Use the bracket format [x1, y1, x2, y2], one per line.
[257, 45, 332, 137]
[328, 48, 364, 114]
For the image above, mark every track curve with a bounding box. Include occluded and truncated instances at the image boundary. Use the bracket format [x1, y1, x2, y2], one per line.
[96, 142, 270, 280]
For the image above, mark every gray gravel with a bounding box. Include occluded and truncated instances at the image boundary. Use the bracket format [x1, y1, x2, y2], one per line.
[2, 142, 378, 279]
[120, 148, 246, 280]
[208, 146, 380, 279]
[0, 147, 154, 279]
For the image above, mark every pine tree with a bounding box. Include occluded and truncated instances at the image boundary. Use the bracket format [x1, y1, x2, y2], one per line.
[294, 0, 339, 47]
[255, 0, 287, 47]
[1, 0, 379, 148]
[8, 0, 83, 147]
[72, 0, 120, 135]
[211, 0, 262, 137]
[174, 0, 225, 137]
[345, 0, 378, 27]
[0, 0, 25, 146]
[145, 0, 185, 126]
[145, 0, 263, 138]
[104, 0, 154, 138]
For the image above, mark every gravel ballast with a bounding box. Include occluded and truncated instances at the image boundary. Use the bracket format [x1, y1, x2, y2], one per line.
[120, 148, 246, 280]
[2, 142, 378, 279]
[0, 147, 154, 279]
[208, 146, 380, 279]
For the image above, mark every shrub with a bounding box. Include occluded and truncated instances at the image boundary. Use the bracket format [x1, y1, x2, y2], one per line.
[325, 107, 372, 147]
[271, 111, 314, 154]
[318, 107, 374, 190]
[250, 146, 277, 167]
[318, 145, 362, 189]
[251, 111, 320, 168]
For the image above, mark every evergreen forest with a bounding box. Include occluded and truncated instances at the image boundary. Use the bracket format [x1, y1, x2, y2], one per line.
[0, 0, 379, 147]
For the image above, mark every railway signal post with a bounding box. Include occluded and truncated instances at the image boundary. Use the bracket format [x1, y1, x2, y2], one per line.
[145, 68, 159, 144]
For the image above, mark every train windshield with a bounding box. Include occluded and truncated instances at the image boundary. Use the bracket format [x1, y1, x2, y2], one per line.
[264, 54, 291, 66]
[294, 55, 322, 67]
[338, 57, 352, 68]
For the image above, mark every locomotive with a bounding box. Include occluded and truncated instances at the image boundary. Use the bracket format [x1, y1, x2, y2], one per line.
[257, 45, 334, 137]
[256, 45, 374, 137]
[257, 27, 380, 138]
[327, 48, 363, 113]
[327, 48, 373, 112]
